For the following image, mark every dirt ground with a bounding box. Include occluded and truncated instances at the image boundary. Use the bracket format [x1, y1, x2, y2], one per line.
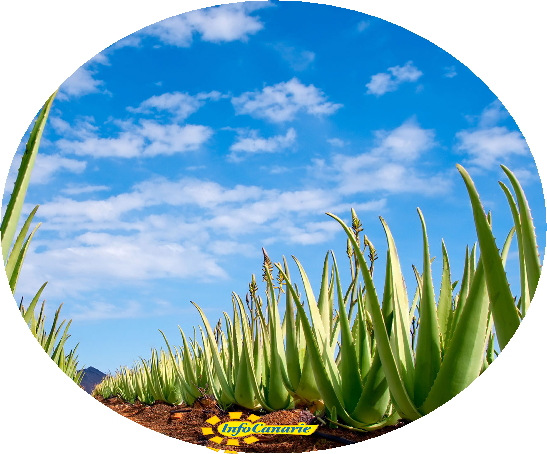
[96, 396, 409, 452]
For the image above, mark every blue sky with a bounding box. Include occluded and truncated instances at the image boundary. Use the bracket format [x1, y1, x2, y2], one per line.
[4, 1, 544, 373]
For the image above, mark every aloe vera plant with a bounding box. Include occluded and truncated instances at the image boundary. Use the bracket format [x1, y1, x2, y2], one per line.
[323, 164, 539, 421]
[94, 164, 539, 433]
[2, 92, 82, 384]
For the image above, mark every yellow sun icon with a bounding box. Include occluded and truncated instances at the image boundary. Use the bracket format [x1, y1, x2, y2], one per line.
[202, 412, 261, 453]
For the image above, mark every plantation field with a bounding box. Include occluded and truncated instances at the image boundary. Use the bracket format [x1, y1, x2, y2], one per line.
[3, 5, 545, 451]
[6, 92, 542, 449]
[96, 396, 409, 452]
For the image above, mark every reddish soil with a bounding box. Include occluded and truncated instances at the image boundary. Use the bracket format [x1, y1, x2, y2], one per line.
[96, 396, 409, 452]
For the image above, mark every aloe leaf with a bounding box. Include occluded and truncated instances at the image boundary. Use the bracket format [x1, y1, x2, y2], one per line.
[234, 295, 273, 411]
[282, 257, 301, 390]
[499, 181, 530, 317]
[43, 304, 64, 354]
[8, 221, 41, 293]
[380, 217, 415, 398]
[5, 205, 39, 282]
[294, 350, 321, 403]
[1, 92, 56, 261]
[437, 240, 453, 350]
[420, 258, 489, 414]
[277, 265, 347, 407]
[327, 212, 422, 420]
[456, 164, 520, 350]
[356, 291, 372, 377]
[317, 253, 332, 333]
[352, 344, 390, 424]
[447, 247, 470, 345]
[191, 302, 235, 402]
[500, 165, 541, 301]
[263, 271, 291, 409]
[413, 208, 442, 408]
[329, 253, 362, 413]
[22, 281, 48, 324]
[292, 256, 328, 346]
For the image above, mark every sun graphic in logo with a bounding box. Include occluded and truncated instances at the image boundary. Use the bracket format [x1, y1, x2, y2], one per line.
[203, 412, 261, 453]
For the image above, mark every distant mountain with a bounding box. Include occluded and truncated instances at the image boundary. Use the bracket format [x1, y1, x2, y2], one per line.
[78, 367, 106, 394]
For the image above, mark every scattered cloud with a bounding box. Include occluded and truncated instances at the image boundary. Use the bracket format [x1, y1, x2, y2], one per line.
[232, 78, 343, 122]
[208, 240, 255, 256]
[312, 119, 447, 195]
[58, 2, 271, 104]
[61, 185, 110, 195]
[31, 154, 87, 184]
[264, 165, 292, 174]
[507, 167, 538, 185]
[58, 66, 108, 100]
[129, 2, 270, 48]
[456, 100, 529, 169]
[49, 115, 99, 140]
[477, 99, 509, 128]
[357, 20, 370, 32]
[69, 301, 142, 321]
[229, 127, 296, 160]
[327, 138, 345, 147]
[55, 119, 213, 158]
[21, 231, 228, 298]
[21, 169, 391, 296]
[366, 61, 423, 96]
[127, 91, 221, 121]
[274, 43, 315, 71]
[444, 66, 457, 78]
[456, 127, 528, 169]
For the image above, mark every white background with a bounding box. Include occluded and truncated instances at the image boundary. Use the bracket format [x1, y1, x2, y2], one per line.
[0, 1, 545, 452]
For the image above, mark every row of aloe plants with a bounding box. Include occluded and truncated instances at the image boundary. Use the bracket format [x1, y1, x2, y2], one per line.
[94, 162, 541, 430]
[1, 93, 83, 384]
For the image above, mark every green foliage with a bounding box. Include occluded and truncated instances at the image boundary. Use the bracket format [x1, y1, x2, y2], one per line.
[2, 92, 82, 384]
[95, 164, 540, 430]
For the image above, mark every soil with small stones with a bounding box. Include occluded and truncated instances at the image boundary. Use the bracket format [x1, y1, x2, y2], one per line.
[96, 396, 409, 452]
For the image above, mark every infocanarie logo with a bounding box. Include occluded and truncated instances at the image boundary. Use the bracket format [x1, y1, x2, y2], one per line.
[202, 412, 318, 452]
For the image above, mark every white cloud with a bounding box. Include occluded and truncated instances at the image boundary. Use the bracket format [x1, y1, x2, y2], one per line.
[55, 119, 213, 158]
[20, 167, 393, 301]
[274, 43, 315, 71]
[336, 163, 449, 195]
[21, 232, 228, 298]
[456, 127, 528, 168]
[357, 20, 370, 32]
[31, 154, 87, 184]
[209, 240, 255, 256]
[58, 67, 107, 100]
[271, 220, 341, 245]
[61, 185, 110, 195]
[232, 78, 343, 122]
[327, 138, 345, 147]
[266, 165, 291, 174]
[366, 61, 423, 96]
[478, 100, 509, 128]
[508, 168, 538, 185]
[229, 127, 296, 160]
[371, 118, 436, 161]
[67, 297, 187, 321]
[49, 115, 98, 140]
[36, 177, 263, 228]
[139, 2, 269, 47]
[127, 91, 221, 121]
[456, 100, 529, 169]
[139, 121, 213, 156]
[444, 66, 457, 78]
[313, 119, 447, 196]
[69, 301, 142, 321]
